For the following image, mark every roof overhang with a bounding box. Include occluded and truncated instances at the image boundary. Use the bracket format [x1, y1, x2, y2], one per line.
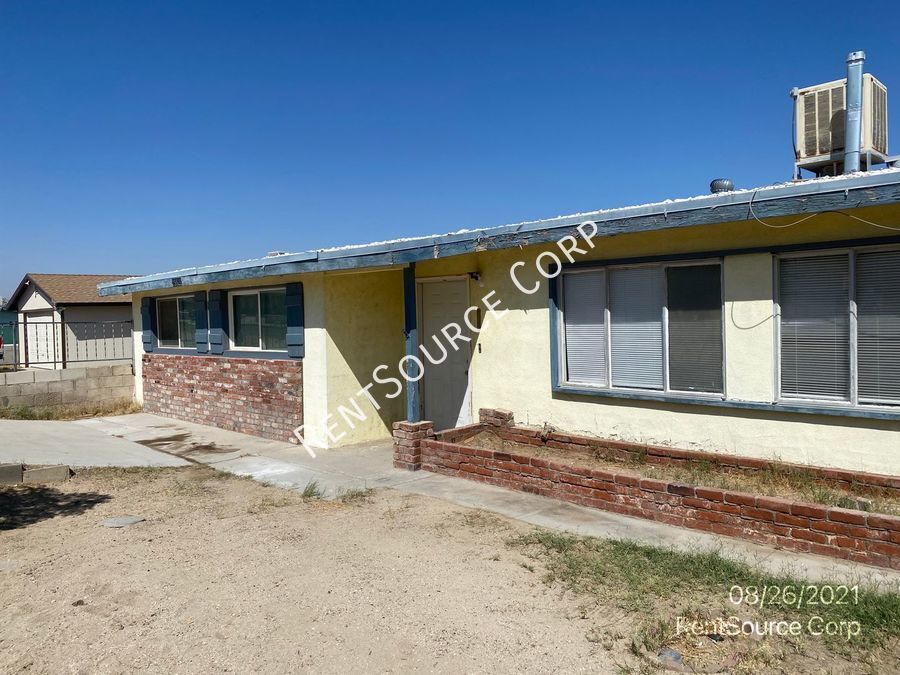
[98, 169, 900, 297]
[5, 275, 50, 310]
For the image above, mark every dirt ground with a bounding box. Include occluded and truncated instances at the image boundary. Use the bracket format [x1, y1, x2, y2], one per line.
[1, 467, 618, 673]
[0, 467, 894, 674]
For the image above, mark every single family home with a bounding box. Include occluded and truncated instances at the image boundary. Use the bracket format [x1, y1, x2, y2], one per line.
[98, 168, 900, 476]
[6, 273, 134, 369]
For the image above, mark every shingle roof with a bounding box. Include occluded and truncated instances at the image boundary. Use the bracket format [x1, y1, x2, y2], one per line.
[7, 274, 133, 308]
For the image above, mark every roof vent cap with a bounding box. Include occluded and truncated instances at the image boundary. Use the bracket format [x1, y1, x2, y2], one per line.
[266, 251, 290, 257]
[709, 178, 734, 194]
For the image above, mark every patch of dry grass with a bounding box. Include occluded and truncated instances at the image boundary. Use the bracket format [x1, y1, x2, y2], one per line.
[0, 398, 142, 421]
[246, 496, 297, 514]
[338, 487, 375, 504]
[509, 529, 900, 671]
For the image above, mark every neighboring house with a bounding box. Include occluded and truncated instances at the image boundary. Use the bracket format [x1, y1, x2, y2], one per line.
[99, 168, 900, 476]
[0, 303, 15, 364]
[6, 274, 134, 369]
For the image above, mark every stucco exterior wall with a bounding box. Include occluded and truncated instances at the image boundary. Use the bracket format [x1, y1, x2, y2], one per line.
[413, 212, 900, 475]
[299, 273, 329, 447]
[723, 254, 775, 402]
[322, 269, 406, 446]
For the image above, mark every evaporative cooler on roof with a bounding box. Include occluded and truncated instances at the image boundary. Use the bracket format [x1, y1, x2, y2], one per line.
[792, 74, 888, 176]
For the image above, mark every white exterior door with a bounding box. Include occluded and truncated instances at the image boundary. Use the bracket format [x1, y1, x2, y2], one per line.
[24, 311, 60, 369]
[419, 279, 471, 430]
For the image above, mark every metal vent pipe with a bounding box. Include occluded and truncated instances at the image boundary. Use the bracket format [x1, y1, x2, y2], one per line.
[844, 50, 865, 174]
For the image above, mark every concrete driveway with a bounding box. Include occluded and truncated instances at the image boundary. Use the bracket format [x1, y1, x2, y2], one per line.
[0, 418, 189, 468]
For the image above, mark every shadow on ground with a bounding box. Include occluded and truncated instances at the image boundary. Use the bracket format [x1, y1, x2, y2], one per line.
[0, 485, 110, 530]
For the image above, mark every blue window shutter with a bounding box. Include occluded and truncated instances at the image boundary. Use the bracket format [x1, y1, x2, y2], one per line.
[208, 290, 227, 355]
[285, 282, 304, 358]
[141, 297, 157, 353]
[194, 291, 209, 353]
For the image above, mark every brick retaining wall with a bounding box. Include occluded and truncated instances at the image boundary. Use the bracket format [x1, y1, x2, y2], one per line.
[393, 409, 900, 570]
[477, 409, 899, 492]
[142, 354, 302, 442]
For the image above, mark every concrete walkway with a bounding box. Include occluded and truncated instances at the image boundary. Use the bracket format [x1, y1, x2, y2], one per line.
[74, 413, 420, 495]
[0, 419, 189, 468]
[4, 412, 899, 586]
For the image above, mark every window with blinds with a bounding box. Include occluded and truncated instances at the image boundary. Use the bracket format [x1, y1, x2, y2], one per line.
[778, 247, 900, 407]
[562, 271, 607, 385]
[667, 265, 724, 393]
[779, 255, 850, 400]
[559, 261, 723, 396]
[610, 267, 664, 389]
[856, 250, 900, 404]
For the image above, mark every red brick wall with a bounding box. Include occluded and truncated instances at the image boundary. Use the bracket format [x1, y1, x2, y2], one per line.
[475, 409, 899, 493]
[142, 354, 302, 442]
[419, 437, 900, 570]
[392, 420, 434, 470]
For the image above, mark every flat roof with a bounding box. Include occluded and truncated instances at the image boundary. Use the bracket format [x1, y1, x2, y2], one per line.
[98, 168, 900, 296]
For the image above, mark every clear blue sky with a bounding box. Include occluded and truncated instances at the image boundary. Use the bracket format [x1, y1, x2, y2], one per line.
[2, 1, 898, 297]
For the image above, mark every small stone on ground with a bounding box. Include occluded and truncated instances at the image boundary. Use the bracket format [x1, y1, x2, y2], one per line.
[101, 516, 145, 528]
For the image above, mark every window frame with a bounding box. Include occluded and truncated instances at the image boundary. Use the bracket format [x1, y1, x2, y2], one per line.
[155, 295, 196, 350]
[227, 287, 288, 353]
[774, 243, 900, 410]
[555, 257, 726, 400]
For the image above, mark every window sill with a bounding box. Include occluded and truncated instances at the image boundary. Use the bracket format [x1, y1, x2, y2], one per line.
[553, 383, 900, 421]
[222, 350, 295, 360]
[148, 349, 298, 360]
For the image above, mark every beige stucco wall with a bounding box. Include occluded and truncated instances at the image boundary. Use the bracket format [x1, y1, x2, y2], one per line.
[321, 269, 405, 446]
[410, 208, 900, 474]
[131, 299, 144, 402]
[723, 254, 775, 402]
[299, 273, 328, 447]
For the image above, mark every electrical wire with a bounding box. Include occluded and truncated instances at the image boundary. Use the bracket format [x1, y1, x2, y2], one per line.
[826, 210, 900, 232]
[748, 189, 818, 228]
[748, 189, 900, 231]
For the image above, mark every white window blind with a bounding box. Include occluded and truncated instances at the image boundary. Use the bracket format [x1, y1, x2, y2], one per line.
[856, 250, 900, 403]
[609, 266, 664, 390]
[562, 271, 607, 385]
[779, 255, 850, 399]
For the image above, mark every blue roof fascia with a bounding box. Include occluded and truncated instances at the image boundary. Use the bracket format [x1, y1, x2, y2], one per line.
[97, 170, 900, 297]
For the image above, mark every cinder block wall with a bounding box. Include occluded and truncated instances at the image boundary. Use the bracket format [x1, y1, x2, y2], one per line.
[0, 364, 135, 409]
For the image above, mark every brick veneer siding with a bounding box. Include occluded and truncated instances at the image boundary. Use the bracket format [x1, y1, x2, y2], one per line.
[409, 409, 900, 570]
[142, 354, 302, 442]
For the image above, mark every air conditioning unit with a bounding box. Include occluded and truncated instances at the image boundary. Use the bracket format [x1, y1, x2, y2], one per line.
[792, 73, 888, 175]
